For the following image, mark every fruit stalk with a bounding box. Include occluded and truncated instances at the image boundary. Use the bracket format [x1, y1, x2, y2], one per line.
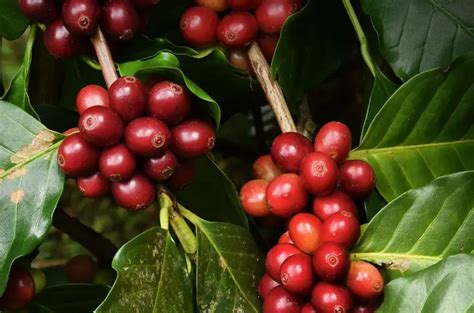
[248, 41, 297, 133]
[91, 27, 118, 87]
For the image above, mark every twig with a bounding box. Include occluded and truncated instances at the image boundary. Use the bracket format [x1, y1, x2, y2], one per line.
[248, 42, 297, 133]
[90, 28, 118, 88]
[52, 207, 118, 267]
[296, 95, 316, 138]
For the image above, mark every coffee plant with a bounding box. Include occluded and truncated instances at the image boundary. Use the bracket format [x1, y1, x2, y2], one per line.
[0, 0, 473, 312]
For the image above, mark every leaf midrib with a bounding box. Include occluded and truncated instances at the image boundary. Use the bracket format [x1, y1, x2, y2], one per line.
[351, 252, 441, 262]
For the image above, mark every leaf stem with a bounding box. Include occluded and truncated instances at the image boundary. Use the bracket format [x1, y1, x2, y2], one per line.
[341, 0, 376, 77]
[90, 28, 118, 88]
[80, 55, 102, 71]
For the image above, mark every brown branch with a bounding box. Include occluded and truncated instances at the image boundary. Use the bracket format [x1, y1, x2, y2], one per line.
[248, 42, 297, 133]
[297, 95, 316, 138]
[91, 28, 118, 88]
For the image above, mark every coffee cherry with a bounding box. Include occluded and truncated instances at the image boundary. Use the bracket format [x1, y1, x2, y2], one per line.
[312, 242, 349, 281]
[148, 81, 192, 126]
[76, 84, 109, 114]
[320, 211, 360, 249]
[270, 132, 313, 173]
[217, 11, 258, 48]
[99, 144, 136, 181]
[168, 161, 195, 189]
[180, 6, 219, 47]
[263, 286, 302, 313]
[258, 273, 280, 300]
[65, 255, 97, 283]
[300, 152, 338, 196]
[346, 262, 384, 300]
[0, 266, 35, 310]
[288, 213, 322, 254]
[256, 0, 294, 34]
[300, 303, 317, 313]
[131, 0, 159, 8]
[30, 269, 46, 295]
[111, 172, 156, 210]
[278, 231, 293, 244]
[252, 155, 284, 182]
[280, 254, 314, 295]
[314, 121, 352, 164]
[227, 0, 253, 10]
[101, 0, 139, 40]
[79, 106, 124, 146]
[125, 117, 171, 157]
[76, 172, 110, 198]
[170, 119, 215, 159]
[43, 19, 83, 58]
[196, 0, 227, 12]
[312, 190, 358, 221]
[109, 76, 147, 123]
[239, 179, 271, 217]
[265, 243, 302, 282]
[339, 160, 375, 199]
[257, 33, 279, 63]
[229, 49, 254, 74]
[62, 0, 101, 36]
[311, 282, 353, 313]
[266, 173, 308, 218]
[58, 134, 99, 176]
[143, 150, 178, 181]
[19, 0, 59, 23]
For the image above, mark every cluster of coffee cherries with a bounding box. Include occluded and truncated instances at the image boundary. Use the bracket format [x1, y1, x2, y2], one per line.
[180, 0, 301, 71]
[0, 265, 45, 310]
[239, 121, 384, 312]
[57, 77, 216, 211]
[19, 0, 158, 58]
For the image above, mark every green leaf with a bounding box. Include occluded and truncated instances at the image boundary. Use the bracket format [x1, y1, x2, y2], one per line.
[363, 189, 387, 221]
[0, 0, 29, 40]
[350, 54, 474, 201]
[0, 101, 64, 295]
[352, 171, 474, 277]
[175, 156, 249, 228]
[30, 284, 110, 313]
[362, 0, 474, 81]
[272, 0, 353, 106]
[95, 227, 193, 313]
[2, 25, 38, 118]
[378, 254, 474, 313]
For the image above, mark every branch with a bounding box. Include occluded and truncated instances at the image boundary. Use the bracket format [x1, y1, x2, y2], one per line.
[296, 95, 316, 138]
[90, 28, 118, 88]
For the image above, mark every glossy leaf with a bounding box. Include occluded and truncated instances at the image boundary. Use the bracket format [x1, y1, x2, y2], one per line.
[0, 101, 64, 295]
[352, 171, 474, 276]
[351, 54, 474, 201]
[378, 254, 474, 313]
[30, 284, 110, 313]
[95, 227, 193, 313]
[363, 189, 387, 221]
[362, 0, 474, 81]
[0, 0, 29, 40]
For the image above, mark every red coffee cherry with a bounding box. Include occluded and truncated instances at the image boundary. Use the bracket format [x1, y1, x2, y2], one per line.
[101, 0, 139, 40]
[76, 172, 110, 198]
[239, 179, 271, 217]
[196, 0, 227, 12]
[265, 243, 302, 282]
[300, 303, 317, 313]
[300, 152, 338, 196]
[256, 0, 294, 34]
[270, 132, 313, 173]
[148, 81, 192, 125]
[263, 286, 302, 313]
[76, 85, 109, 114]
[99, 144, 136, 181]
[312, 242, 349, 282]
[226, 0, 253, 10]
[170, 119, 216, 159]
[228, 49, 254, 74]
[111, 172, 156, 210]
[257, 33, 279, 63]
[339, 160, 375, 199]
[143, 150, 178, 181]
[346, 262, 384, 300]
[62, 0, 101, 36]
[266, 173, 308, 218]
[19, 0, 59, 23]
[278, 231, 294, 244]
[64, 255, 97, 283]
[217, 11, 258, 48]
[288, 213, 322, 254]
[352, 303, 377, 313]
[312, 190, 358, 221]
[280, 254, 314, 295]
[258, 273, 280, 300]
[320, 211, 360, 249]
[252, 154, 284, 181]
[131, 0, 159, 8]
[314, 121, 352, 164]
[125, 117, 171, 157]
[79, 106, 124, 147]
[168, 161, 195, 189]
[58, 134, 99, 176]
[43, 19, 83, 58]
[109, 76, 147, 123]
[180, 6, 219, 47]
[311, 282, 353, 313]
[0, 266, 35, 310]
